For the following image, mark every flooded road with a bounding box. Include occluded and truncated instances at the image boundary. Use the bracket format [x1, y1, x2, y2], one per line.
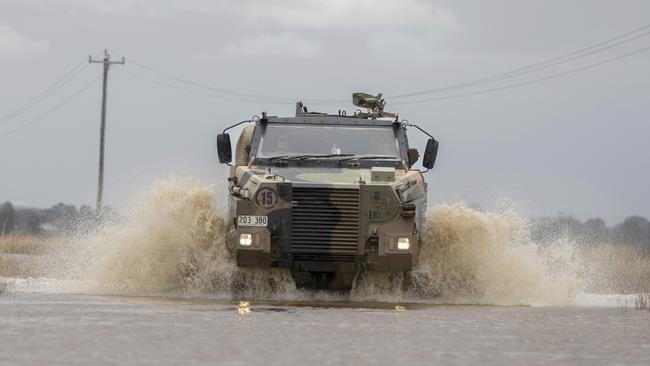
[2, 283, 649, 366]
[2, 182, 649, 365]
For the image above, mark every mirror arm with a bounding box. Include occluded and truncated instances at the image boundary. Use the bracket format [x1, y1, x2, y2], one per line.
[409, 123, 433, 139]
[409, 123, 437, 172]
[219, 120, 250, 166]
[223, 120, 251, 134]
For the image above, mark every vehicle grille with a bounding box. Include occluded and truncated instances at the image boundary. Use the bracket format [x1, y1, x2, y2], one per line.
[291, 187, 359, 262]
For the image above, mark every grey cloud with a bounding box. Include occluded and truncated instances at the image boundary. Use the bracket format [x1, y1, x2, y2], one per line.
[29, 0, 459, 32]
[0, 25, 48, 55]
[223, 33, 323, 58]
[220, 0, 460, 31]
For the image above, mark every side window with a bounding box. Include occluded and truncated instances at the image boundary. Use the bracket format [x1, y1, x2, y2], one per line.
[235, 125, 255, 166]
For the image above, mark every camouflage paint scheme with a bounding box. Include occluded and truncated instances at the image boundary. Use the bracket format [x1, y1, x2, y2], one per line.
[225, 114, 427, 290]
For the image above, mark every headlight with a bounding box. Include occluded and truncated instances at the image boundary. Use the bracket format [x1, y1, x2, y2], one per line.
[397, 237, 410, 250]
[239, 233, 253, 246]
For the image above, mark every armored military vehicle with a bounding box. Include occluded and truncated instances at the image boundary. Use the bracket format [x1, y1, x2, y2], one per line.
[217, 93, 438, 290]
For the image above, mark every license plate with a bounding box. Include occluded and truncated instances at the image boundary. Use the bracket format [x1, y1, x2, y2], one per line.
[237, 215, 268, 227]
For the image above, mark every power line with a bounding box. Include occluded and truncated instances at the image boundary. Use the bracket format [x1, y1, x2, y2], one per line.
[121, 68, 303, 105]
[124, 42, 649, 109]
[112, 25, 650, 110]
[125, 57, 347, 105]
[391, 23, 650, 99]
[127, 58, 295, 102]
[0, 76, 100, 140]
[392, 45, 650, 105]
[0, 59, 90, 125]
[123, 22, 650, 108]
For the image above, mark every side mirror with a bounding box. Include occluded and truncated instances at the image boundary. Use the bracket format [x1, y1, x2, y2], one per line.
[422, 138, 439, 170]
[217, 133, 232, 164]
[407, 148, 419, 167]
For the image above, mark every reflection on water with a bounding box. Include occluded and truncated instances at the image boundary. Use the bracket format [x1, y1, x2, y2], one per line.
[1, 290, 649, 366]
[238, 301, 251, 314]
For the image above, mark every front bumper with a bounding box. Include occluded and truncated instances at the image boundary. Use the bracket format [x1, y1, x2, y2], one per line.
[233, 232, 415, 273]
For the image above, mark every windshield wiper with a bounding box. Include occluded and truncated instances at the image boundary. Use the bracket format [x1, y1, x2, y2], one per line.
[266, 153, 354, 161]
[337, 155, 399, 163]
[295, 153, 354, 160]
[267, 155, 292, 160]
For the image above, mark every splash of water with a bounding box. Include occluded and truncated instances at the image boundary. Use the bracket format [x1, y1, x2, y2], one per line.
[38, 179, 292, 297]
[15, 180, 648, 305]
[63, 180, 232, 294]
[411, 203, 579, 305]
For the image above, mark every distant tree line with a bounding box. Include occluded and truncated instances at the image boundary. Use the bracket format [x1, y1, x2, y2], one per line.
[0, 201, 111, 235]
[531, 214, 650, 248]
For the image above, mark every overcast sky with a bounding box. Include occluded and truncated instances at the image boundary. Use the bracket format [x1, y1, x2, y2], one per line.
[0, 0, 648, 224]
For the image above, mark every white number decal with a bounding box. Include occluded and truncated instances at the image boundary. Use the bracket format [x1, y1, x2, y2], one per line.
[238, 215, 268, 227]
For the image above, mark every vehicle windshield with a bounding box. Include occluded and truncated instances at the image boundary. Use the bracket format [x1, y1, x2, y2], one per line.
[256, 124, 401, 159]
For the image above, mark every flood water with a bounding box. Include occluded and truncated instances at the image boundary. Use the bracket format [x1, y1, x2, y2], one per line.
[1, 281, 649, 366]
[2, 182, 649, 365]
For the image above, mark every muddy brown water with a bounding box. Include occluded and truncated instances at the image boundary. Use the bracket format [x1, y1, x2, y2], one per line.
[1, 282, 649, 366]
[2, 181, 649, 365]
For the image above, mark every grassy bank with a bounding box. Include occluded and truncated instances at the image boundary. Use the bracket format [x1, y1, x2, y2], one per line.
[0, 235, 52, 255]
[0, 235, 59, 278]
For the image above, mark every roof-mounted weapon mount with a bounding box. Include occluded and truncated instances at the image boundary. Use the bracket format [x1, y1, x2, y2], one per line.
[353, 92, 396, 119]
[353, 92, 385, 112]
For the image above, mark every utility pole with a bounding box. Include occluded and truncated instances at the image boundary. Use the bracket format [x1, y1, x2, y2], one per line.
[89, 49, 124, 212]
